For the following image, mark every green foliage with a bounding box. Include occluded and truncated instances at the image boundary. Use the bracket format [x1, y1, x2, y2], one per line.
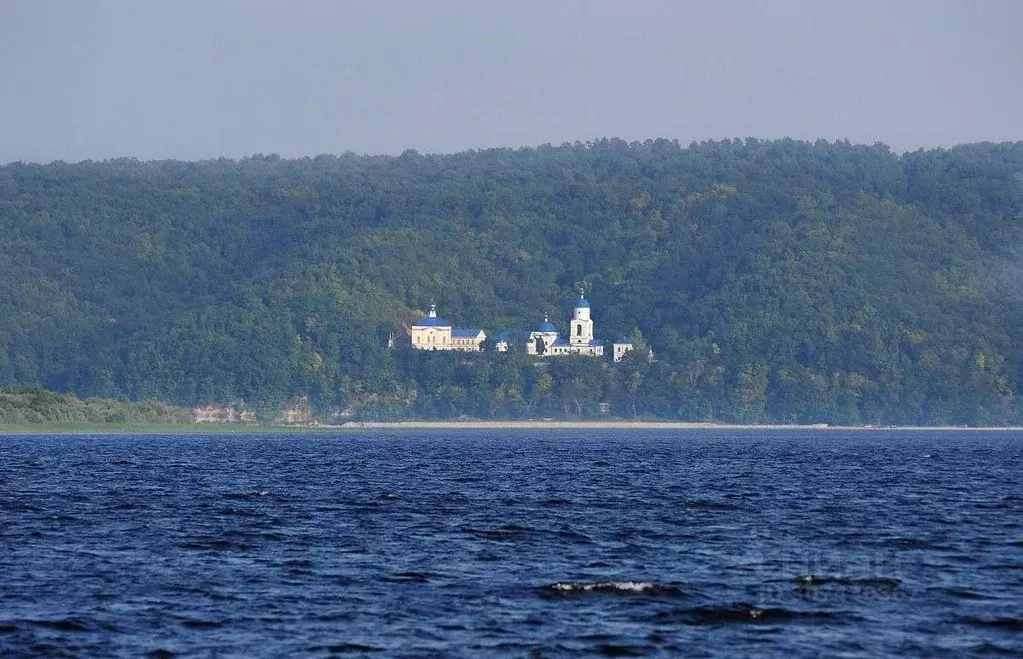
[0, 387, 192, 425]
[1, 139, 1023, 424]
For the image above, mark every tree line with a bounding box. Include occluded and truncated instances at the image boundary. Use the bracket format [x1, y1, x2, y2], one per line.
[1, 138, 1022, 424]
[0, 387, 192, 425]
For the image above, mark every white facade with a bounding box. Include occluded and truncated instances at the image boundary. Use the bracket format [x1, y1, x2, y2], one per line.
[525, 315, 560, 356]
[612, 339, 655, 363]
[404, 296, 639, 361]
[525, 295, 604, 357]
[569, 298, 595, 347]
[612, 339, 635, 362]
[409, 305, 486, 352]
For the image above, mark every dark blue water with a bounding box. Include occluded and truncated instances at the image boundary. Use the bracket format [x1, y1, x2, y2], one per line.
[1, 430, 1020, 657]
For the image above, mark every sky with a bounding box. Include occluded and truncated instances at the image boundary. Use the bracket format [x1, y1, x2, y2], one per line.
[3, 0, 1022, 163]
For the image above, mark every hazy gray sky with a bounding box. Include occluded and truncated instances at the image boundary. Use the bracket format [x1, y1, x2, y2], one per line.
[3, 0, 1021, 162]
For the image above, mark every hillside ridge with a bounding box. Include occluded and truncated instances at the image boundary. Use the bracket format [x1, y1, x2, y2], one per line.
[2, 138, 1022, 424]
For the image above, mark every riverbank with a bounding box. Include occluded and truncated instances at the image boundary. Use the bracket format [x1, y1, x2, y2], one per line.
[3, 420, 1022, 434]
[336, 420, 1023, 431]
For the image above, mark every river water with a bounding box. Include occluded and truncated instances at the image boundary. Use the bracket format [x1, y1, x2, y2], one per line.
[0, 430, 1020, 657]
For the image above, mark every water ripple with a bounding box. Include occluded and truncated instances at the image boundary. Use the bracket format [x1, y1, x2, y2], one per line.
[0, 430, 1020, 657]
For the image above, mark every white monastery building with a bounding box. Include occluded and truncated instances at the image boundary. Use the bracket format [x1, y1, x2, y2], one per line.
[408, 305, 486, 352]
[525, 294, 607, 357]
[612, 338, 637, 363]
[410, 295, 638, 360]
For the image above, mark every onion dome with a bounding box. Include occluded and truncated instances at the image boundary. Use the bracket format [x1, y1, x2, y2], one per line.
[414, 304, 449, 327]
[537, 314, 557, 333]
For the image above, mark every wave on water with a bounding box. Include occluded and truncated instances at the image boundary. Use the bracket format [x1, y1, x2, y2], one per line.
[791, 575, 901, 589]
[933, 587, 992, 600]
[28, 618, 95, 632]
[181, 619, 228, 629]
[461, 524, 592, 544]
[224, 491, 270, 501]
[967, 642, 1021, 655]
[463, 524, 534, 541]
[886, 537, 946, 549]
[555, 529, 592, 543]
[592, 643, 651, 656]
[3, 431, 1020, 657]
[541, 581, 686, 597]
[973, 494, 1022, 510]
[179, 539, 251, 551]
[381, 571, 435, 583]
[653, 604, 851, 625]
[217, 506, 269, 518]
[679, 499, 740, 511]
[0, 500, 41, 513]
[961, 616, 1023, 630]
[164, 462, 200, 470]
[308, 642, 384, 653]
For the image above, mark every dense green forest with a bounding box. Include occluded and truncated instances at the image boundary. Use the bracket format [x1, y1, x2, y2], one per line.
[1, 138, 1022, 424]
[0, 387, 191, 425]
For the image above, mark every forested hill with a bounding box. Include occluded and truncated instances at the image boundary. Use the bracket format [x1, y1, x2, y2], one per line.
[2, 138, 1023, 424]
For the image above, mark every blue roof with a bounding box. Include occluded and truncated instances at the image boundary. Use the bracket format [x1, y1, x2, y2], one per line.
[588, 339, 603, 346]
[493, 331, 510, 341]
[537, 321, 557, 332]
[614, 337, 633, 345]
[552, 338, 570, 347]
[414, 316, 449, 327]
[574, 297, 590, 308]
[451, 328, 483, 337]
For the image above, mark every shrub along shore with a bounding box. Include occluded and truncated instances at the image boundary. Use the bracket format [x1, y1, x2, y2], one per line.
[0, 388, 192, 426]
[2, 385, 1019, 435]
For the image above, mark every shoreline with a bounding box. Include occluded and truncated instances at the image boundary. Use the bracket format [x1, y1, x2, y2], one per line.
[334, 420, 1023, 431]
[3, 420, 1023, 435]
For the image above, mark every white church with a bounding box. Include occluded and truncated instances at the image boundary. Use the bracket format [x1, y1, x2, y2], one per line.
[523, 294, 605, 357]
[509, 294, 637, 361]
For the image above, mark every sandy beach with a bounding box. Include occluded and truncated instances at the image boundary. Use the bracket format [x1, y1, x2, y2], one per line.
[4, 420, 1022, 435]
[335, 420, 1023, 431]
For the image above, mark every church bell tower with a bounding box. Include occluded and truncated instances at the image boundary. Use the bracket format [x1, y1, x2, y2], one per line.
[570, 292, 594, 346]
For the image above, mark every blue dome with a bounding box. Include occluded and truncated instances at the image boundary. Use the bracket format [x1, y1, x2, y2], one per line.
[574, 297, 590, 308]
[537, 321, 557, 333]
[414, 316, 448, 327]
